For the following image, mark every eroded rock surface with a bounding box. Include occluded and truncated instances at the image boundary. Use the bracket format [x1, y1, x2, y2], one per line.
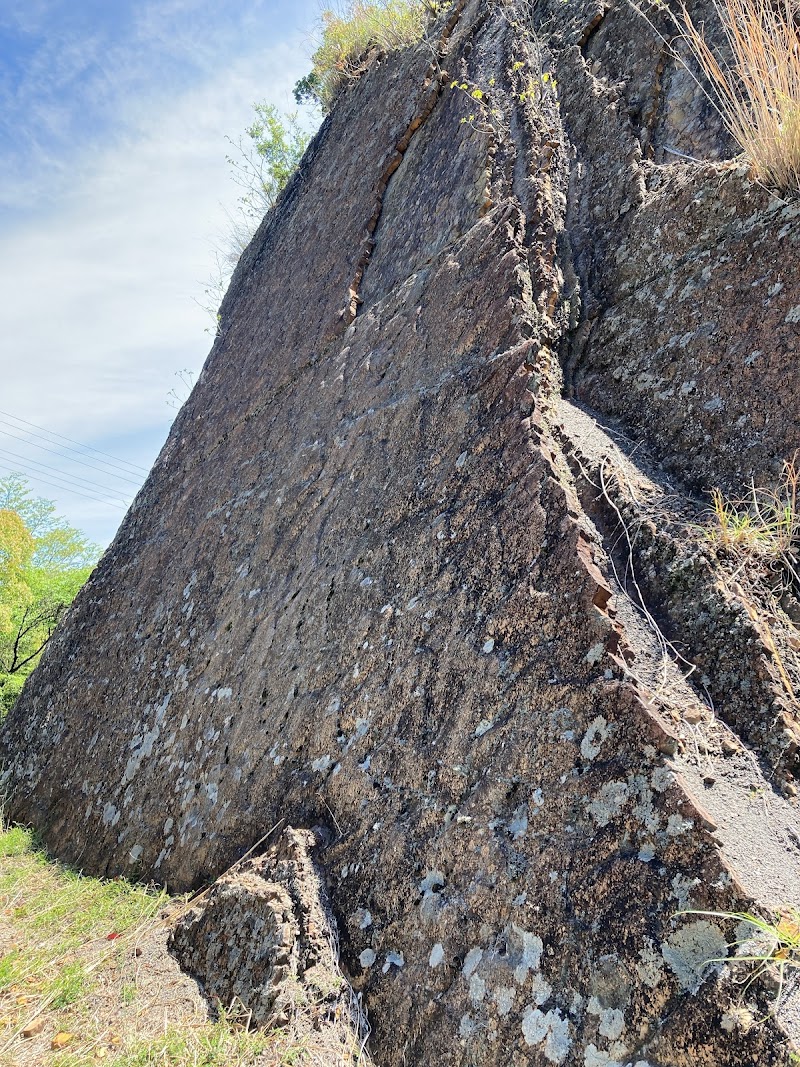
[3, 0, 799, 1064]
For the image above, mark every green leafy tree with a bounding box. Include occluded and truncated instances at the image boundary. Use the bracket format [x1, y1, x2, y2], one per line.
[198, 104, 314, 333]
[0, 475, 100, 714]
[227, 103, 312, 228]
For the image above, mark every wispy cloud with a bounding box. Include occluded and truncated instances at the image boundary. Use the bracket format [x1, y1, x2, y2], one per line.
[0, 0, 319, 544]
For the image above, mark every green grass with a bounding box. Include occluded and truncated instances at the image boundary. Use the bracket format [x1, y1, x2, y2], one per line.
[50, 1017, 279, 1067]
[0, 829, 167, 1004]
[0, 825, 169, 1064]
[0, 825, 366, 1067]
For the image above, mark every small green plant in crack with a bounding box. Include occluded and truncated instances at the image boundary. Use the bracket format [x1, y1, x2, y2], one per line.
[703, 458, 799, 582]
[518, 69, 558, 103]
[449, 76, 503, 134]
[682, 907, 800, 1010]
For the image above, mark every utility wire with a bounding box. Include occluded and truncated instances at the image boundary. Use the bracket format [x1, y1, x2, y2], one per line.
[0, 427, 143, 486]
[0, 445, 132, 502]
[0, 408, 150, 476]
[0, 460, 131, 509]
[0, 415, 148, 483]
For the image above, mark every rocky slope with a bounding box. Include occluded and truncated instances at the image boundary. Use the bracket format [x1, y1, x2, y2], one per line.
[2, 0, 799, 1063]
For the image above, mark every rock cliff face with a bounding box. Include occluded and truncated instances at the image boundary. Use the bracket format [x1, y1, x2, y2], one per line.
[3, 0, 799, 1064]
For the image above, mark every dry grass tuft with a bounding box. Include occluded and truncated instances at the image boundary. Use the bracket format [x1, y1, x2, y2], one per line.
[680, 0, 800, 192]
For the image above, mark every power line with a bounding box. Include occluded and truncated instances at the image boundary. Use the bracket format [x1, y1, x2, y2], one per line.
[0, 445, 132, 502]
[0, 408, 150, 476]
[0, 427, 143, 486]
[0, 415, 148, 483]
[0, 463, 130, 509]
[0, 458, 132, 508]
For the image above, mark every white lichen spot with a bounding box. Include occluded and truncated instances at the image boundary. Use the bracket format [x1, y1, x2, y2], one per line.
[650, 766, 674, 793]
[463, 947, 484, 978]
[666, 814, 693, 836]
[512, 926, 543, 984]
[459, 1015, 478, 1039]
[661, 921, 728, 992]
[429, 943, 445, 968]
[469, 973, 486, 1005]
[419, 870, 445, 893]
[508, 806, 528, 840]
[584, 1045, 622, 1067]
[128, 844, 143, 864]
[599, 1008, 624, 1040]
[637, 843, 656, 863]
[102, 803, 118, 827]
[587, 781, 629, 827]
[521, 1007, 571, 1063]
[585, 643, 605, 665]
[482, 638, 495, 654]
[494, 986, 516, 1016]
[359, 949, 376, 968]
[531, 973, 552, 1006]
[475, 719, 493, 737]
[311, 755, 332, 773]
[382, 951, 404, 974]
[456, 451, 468, 469]
[671, 873, 700, 910]
[580, 716, 609, 760]
[587, 998, 624, 1041]
[635, 940, 665, 988]
[785, 304, 800, 323]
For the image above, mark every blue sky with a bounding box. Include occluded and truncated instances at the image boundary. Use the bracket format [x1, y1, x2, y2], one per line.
[0, 0, 320, 547]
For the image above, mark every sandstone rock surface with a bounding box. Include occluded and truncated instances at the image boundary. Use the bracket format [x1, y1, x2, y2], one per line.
[3, 0, 799, 1064]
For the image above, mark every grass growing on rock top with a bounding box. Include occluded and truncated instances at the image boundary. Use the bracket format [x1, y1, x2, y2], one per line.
[0, 824, 290, 1066]
[299, 0, 431, 110]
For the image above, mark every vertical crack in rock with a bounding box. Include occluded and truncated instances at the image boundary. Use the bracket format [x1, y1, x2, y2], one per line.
[341, 0, 468, 327]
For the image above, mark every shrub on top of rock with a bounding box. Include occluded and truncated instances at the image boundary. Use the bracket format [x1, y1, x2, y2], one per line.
[294, 0, 432, 112]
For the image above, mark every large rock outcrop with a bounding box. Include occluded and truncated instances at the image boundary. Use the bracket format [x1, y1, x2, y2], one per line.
[3, 0, 799, 1064]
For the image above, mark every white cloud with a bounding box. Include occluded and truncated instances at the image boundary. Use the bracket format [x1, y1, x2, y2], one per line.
[0, 23, 317, 545]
